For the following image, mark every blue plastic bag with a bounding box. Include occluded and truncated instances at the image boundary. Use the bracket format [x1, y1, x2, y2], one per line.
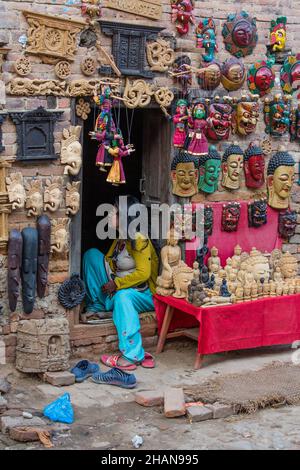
[43, 393, 74, 424]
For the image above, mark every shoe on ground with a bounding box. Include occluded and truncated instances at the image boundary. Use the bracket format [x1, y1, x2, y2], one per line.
[71, 360, 100, 383]
[91, 367, 137, 389]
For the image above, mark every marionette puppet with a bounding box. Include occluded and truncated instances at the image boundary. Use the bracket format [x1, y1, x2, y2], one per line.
[185, 100, 209, 156]
[105, 133, 135, 186]
[173, 99, 189, 149]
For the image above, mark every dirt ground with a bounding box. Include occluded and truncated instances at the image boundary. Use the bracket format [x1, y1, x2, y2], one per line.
[1, 342, 300, 450]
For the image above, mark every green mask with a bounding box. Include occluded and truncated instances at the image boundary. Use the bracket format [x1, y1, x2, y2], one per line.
[194, 108, 206, 119]
[198, 158, 221, 194]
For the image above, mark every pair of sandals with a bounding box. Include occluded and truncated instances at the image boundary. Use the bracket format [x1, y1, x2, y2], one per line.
[101, 352, 155, 371]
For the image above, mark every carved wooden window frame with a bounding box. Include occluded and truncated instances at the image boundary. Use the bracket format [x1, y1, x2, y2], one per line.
[0, 161, 11, 254]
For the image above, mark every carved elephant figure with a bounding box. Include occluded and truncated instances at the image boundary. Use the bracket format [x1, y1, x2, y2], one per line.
[61, 126, 82, 176]
[44, 177, 64, 213]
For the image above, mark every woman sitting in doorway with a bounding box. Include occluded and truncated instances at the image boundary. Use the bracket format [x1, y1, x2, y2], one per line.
[83, 195, 159, 371]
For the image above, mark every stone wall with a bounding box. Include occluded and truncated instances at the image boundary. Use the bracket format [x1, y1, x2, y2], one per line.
[0, 0, 300, 361]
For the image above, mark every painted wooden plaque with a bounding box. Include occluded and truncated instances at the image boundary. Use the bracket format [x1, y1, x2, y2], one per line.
[105, 0, 162, 20]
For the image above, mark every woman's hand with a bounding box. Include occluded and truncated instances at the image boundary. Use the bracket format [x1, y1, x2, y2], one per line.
[102, 280, 117, 296]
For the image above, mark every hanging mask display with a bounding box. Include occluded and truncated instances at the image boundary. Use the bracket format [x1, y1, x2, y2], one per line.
[221, 143, 244, 190]
[171, 0, 195, 36]
[21, 227, 38, 315]
[290, 103, 300, 142]
[173, 99, 189, 149]
[264, 94, 291, 137]
[267, 149, 295, 210]
[171, 150, 198, 198]
[196, 18, 217, 62]
[198, 145, 221, 194]
[233, 97, 259, 136]
[206, 100, 233, 141]
[197, 60, 221, 91]
[248, 199, 268, 228]
[244, 142, 265, 189]
[278, 209, 297, 240]
[222, 202, 241, 232]
[268, 17, 287, 54]
[222, 11, 258, 58]
[221, 57, 246, 91]
[172, 55, 192, 97]
[280, 54, 300, 99]
[247, 60, 275, 96]
[204, 206, 214, 237]
[185, 100, 208, 156]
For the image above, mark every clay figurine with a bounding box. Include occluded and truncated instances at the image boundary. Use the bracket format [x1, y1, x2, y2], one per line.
[247, 60, 275, 97]
[196, 18, 217, 62]
[8, 229, 23, 312]
[198, 145, 221, 194]
[221, 143, 244, 190]
[221, 202, 241, 232]
[222, 11, 258, 58]
[278, 209, 297, 240]
[267, 149, 295, 209]
[171, 151, 198, 198]
[244, 143, 265, 189]
[221, 57, 246, 91]
[173, 99, 189, 149]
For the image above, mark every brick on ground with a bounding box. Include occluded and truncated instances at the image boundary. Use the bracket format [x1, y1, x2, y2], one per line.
[43, 371, 75, 387]
[164, 388, 186, 418]
[205, 402, 235, 419]
[0, 396, 8, 412]
[1, 416, 46, 434]
[186, 405, 213, 423]
[134, 390, 164, 407]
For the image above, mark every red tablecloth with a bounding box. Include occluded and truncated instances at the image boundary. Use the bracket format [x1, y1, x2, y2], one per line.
[154, 294, 300, 355]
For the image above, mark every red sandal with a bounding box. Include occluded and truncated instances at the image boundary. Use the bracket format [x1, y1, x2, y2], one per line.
[100, 354, 137, 371]
[141, 352, 156, 369]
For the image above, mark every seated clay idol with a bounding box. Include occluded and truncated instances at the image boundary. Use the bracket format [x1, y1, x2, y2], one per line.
[267, 149, 295, 209]
[221, 143, 244, 190]
[244, 143, 265, 189]
[171, 151, 198, 198]
[198, 145, 221, 194]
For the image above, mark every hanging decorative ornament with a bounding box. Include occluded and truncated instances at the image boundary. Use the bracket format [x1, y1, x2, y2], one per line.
[14, 56, 32, 77]
[206, 97, 233, 142]
[171, 0, 195, 36]
[266, 17, 290, 63]
[76, 98, 91, 121]
[195, 18, 217, 62]
[105, 131, 135, 186]
[80, 56, 97, 76]
[247, 60, 275, 96]
[221, 202, 241, 232]
[244, 142, 265, 189]
[170, 55, 192, 97]
[280, 54, 300, 99]
[290, 103, 300, 142]
[222, 11, 258, 58]
[278, 209, 297, 240]
[54, 60, 71, 80]
[221, 57, 246, 91]
[267, 148, 295, 210]
[172, 98, 189, 149]
[198, 145, 221, 194]
[232, 95, 259, 137]
[248, 199, 268, 228]
[197, 60, 221, 91]
[264, 94, 292, 137]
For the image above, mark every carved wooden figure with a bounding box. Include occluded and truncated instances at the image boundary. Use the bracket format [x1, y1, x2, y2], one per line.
[280, 54, 300, 99]
[198, 146, 221, 194]
[6, 172, 26, 210]
[66, 182, 81, 216]
[267, 149, 295, 210]
[264, 94, 292, 137]
[196, 18, 217, 62]
[173, 99, 189, 149]
[25, 179, 43, 217]
[247, 60, 275, 97]
[278, 209, 297, 240]
[156, 228, 182, 296]
[221, 143, 244, 190]
[233, 97, 259, 136]
[197, 61, 221, 91]
[222, 202, 241, 232]
[21, 227, 38, 315]
[37, 215, 51, 299]
[171, 0, 195, 36]
[51, 218, 69, 254]
[61, 126, 82, 176]
[171, 151, 198, 198]
[206, 99, 233, 141]
[8, 230, 23, 312]
[244, 143, 265, 189]
[222, 11, 258, 58]
[0, 161, 11, 254]
[44, 177, 64, 213]
[221, 57, 246, 91]
[248, 199, 268, 228]
[146, 38, 175, 72]
[172, 262, 194, 299]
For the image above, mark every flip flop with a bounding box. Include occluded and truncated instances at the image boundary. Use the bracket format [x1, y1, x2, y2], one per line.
[141, 352, 156, 369]
[100, 354, 137, 371]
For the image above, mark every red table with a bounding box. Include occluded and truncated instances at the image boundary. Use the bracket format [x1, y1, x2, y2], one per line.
[154, 294, 300, 369]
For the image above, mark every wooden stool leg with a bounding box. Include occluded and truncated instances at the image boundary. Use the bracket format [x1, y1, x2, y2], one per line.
[194, 353, 203, 369]
[156, 305, 174, 354]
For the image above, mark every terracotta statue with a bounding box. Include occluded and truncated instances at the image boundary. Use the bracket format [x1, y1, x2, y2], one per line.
[198, 145, 221, 194]
[208, 246, 221, 274]
[233, 99, 259, 136]
[279, 252, 298, 280]
[221, 202, 241, 232]
[222, 11, 258, 58]
[196, 18, 217, 62]
[44, 177, 64, 213]
[61, 126, 82, 176]
[221, 57, 246, 91]
[21, 227, 38, 315]
[247, 60, 275, 97]
[171, 151, 198, 198]
[267, 149, 295, 210]
[173, 99, 189, 149]
[221, 143, 244, 190]
[156, 229, 182, 296]
[197, 61, 221, 91]
[278, 209, 297, 240]
[171, 0, 195, 36]
[25, 179, 43, 217]
[37, 215, 51, 299]
[185, 100, 208, 155]
[244, 143, 265, 189]
[280, 54, 300, 99]
[51, 218, 69, 254]
[264, 94, 291, 137]
[6, 172, 26, 210]
[172, 261, 194, 299]
[8, 229, 23, 312]
[206, 101, 233, 141]
[248, 199, 268, 228]
[66, 182, 81, 216]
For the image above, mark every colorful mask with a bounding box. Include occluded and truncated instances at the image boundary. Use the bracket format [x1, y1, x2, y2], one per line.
[264, 95, 291, 137]
[221, 143, 244, 190]
[269, 17, 287, 53]
[206, 101, 233, 141]
[234, 99, 259, 136]
[221, 57, 246, 91]
[280, 55, 300, 99]
[244, 143, 265, 189]
[204, 206, 213, 236]
[278, 209, 297, 240]
[222, 202, 241, 232]
[247, 60, 275, 96]
[198, 145, 221, 194]
[267, 150, 295, 209]
[171, 151, 198, 198]
[196, 18, 217, 62]
[172, 55, 192, 96]
[290, 104, 300, 142]
[222, 11, 258, 58]
[173, 99, 189, 148]
[197, 61, 221, 91]
[248, 199, 268, 228]
[171, 0, 195, 36]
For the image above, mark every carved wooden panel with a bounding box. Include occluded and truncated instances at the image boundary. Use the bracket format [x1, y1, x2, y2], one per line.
[0, 114, 6, 153]
[22, 11, 86, 63]
[105, 0, 162, 20]
[10, 107, 63, 161]
[0, 161, 11, 254]
[99, 21, 164, 77]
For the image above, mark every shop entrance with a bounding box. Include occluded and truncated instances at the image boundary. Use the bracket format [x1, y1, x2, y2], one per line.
[70, 106, 172, 274]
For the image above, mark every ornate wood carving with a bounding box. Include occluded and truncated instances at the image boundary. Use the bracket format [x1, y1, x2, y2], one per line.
[51, 218, 70, 254]
[44, 177, 64, 213]
[99, 21, 164, 77]
[54, 61, 71, 80]
[81, 57, 96, 76]
[25, 179, 43, 217]
[76, 98, 91, 120]
[105, 0, 162, 20]
[0, 161, 12, 254]
[0, 114, 6, 153]
[6, 78, 66, 96]
[0, 47, 10, 76]
[22, 10, 86, 63]
[6, 172, 26, 210]
[146, 38, 175, 72]
[10, 107, 63, 161]
[66, 182, 81, 216]
[123, 78, 174, 114]
[61, 126, 82, 176]
[14, 56, 32, 77]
